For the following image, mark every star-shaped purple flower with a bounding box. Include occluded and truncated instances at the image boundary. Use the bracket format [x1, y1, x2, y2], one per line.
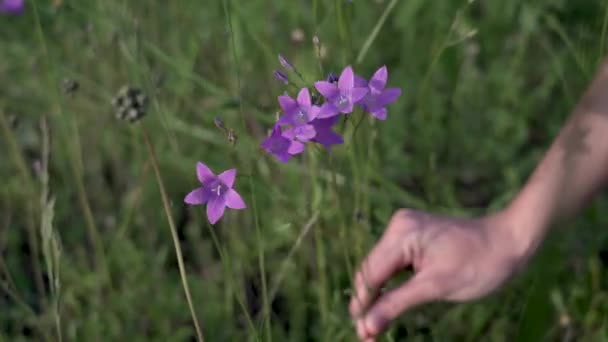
[357, 66, 401, 120]
[0, 0, 24, 14]
[260, 125, 305, 162]
[184, 162, 247, 225]
[277, 88, 320, 127]
[314, 66, 369, 118]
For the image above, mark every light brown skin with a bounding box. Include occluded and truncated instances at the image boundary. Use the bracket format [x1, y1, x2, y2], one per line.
[350, 58, 608, 341]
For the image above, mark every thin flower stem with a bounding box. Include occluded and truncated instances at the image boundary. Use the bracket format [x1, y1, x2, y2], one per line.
[31, 3, 109, 281]
[140, 126, 205, 342]
[268, 212, 320, 303]
[355, 0, 399, 65]
[0, 110, 46, 297]
[222, 0, 271, 339]
[205, 223, 258, 338]
[40, 116, 63, 342]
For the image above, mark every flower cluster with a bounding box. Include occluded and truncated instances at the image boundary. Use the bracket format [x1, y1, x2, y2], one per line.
[262, 56, 401, 162]
[186, 57, 401, 224]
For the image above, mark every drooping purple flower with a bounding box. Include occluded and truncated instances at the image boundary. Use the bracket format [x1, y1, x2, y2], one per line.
[278, 54, 294, 71]
[314, 65, 368, 118]
[276, 87, 320, 127]
[184, 162, 247, 225]
[260, 125, 305, 163]
[274, 70, 289, 85]
[357, 66, 402, 120]
[0, 0, 24, 14]
[310, 116, 344, 149]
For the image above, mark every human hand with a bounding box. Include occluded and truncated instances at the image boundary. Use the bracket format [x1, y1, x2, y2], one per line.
[350, 208, 528, 341]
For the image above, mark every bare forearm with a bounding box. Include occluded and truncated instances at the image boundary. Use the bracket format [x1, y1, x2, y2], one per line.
[505, 58, 608, 258]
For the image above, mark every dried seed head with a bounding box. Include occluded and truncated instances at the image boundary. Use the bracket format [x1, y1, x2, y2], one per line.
[112, 85, 148, 123]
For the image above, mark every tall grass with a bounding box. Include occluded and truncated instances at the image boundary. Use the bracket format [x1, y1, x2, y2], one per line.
[1, 1, 607, 341]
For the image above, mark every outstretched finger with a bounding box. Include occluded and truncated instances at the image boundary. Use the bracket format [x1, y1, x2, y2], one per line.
[358, 273, 443, 339]
[349, 210, 416, 317]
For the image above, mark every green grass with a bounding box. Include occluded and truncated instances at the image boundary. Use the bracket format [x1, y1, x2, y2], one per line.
[1, 0, 607, 341]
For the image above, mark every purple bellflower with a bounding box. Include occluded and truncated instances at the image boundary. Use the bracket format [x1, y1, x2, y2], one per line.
[274, 70, 289, 85]
[314, 66, 368, 118]
[260, 125, 305, 162]
[0, 0, 24, 14]
[277, 88, 320, 127]
[278, 54, 294, 71]
[184, 162, 247, 225]
[357, 66, 401, 120]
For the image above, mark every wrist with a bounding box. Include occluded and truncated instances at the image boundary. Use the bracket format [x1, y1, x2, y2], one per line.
[499, 192, 552, 263]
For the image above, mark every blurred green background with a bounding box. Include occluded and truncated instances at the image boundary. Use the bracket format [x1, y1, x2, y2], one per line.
[1, 0, 607, 341]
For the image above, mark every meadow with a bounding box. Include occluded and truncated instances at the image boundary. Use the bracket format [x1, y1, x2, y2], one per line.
[1, 0, 608, 341]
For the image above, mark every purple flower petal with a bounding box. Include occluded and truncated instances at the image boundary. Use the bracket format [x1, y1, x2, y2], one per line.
[351, 87, 369, 104]
[308, 105, 321, 121]
[0, 0, 24, 14]
[276, 113, 292, 126]
[354, 75, 368, 87]
[297, 88, 311, 108]
[218, 169, 236, 188]
[318, 102, 340, 118]
[314, 81, 339, 99]
[288, 140, 305, 155]
[184, 188, 207, 205]
[278, 95, 297, 113]
[286, 125, 316, 141]
[276, 152, 292, 163]
[370, 108, 388, 120]
[207, 197, 226, 224]
[377, 88, 401, 106]
[369, 66, 388, 92]
[282, 128, 296, 139]
[197, 162, 215, 184]
[338, 66, 354, 92]
[225, 189, 247, 209]
[311, 117, 344, 149]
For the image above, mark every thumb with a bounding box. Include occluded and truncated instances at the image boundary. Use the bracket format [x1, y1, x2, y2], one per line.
[358, 273, 444, 338]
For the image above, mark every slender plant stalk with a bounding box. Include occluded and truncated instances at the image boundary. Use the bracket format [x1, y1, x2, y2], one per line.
[222, 0, 271, 339]
[0, 110, 46, 298]
[31, 3, 108, 279]
[356, 0, 400, 64]
[141, 126, 205, 342]
[268, 212, 320, 303]
[39, 117, 63, 342]
[205, 223, 258, 338]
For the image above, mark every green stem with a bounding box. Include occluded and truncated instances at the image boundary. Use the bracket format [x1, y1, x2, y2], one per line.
[222, 0, 271, 339]
[356, 0, 399, 65]
[141, 126, 205, 342]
